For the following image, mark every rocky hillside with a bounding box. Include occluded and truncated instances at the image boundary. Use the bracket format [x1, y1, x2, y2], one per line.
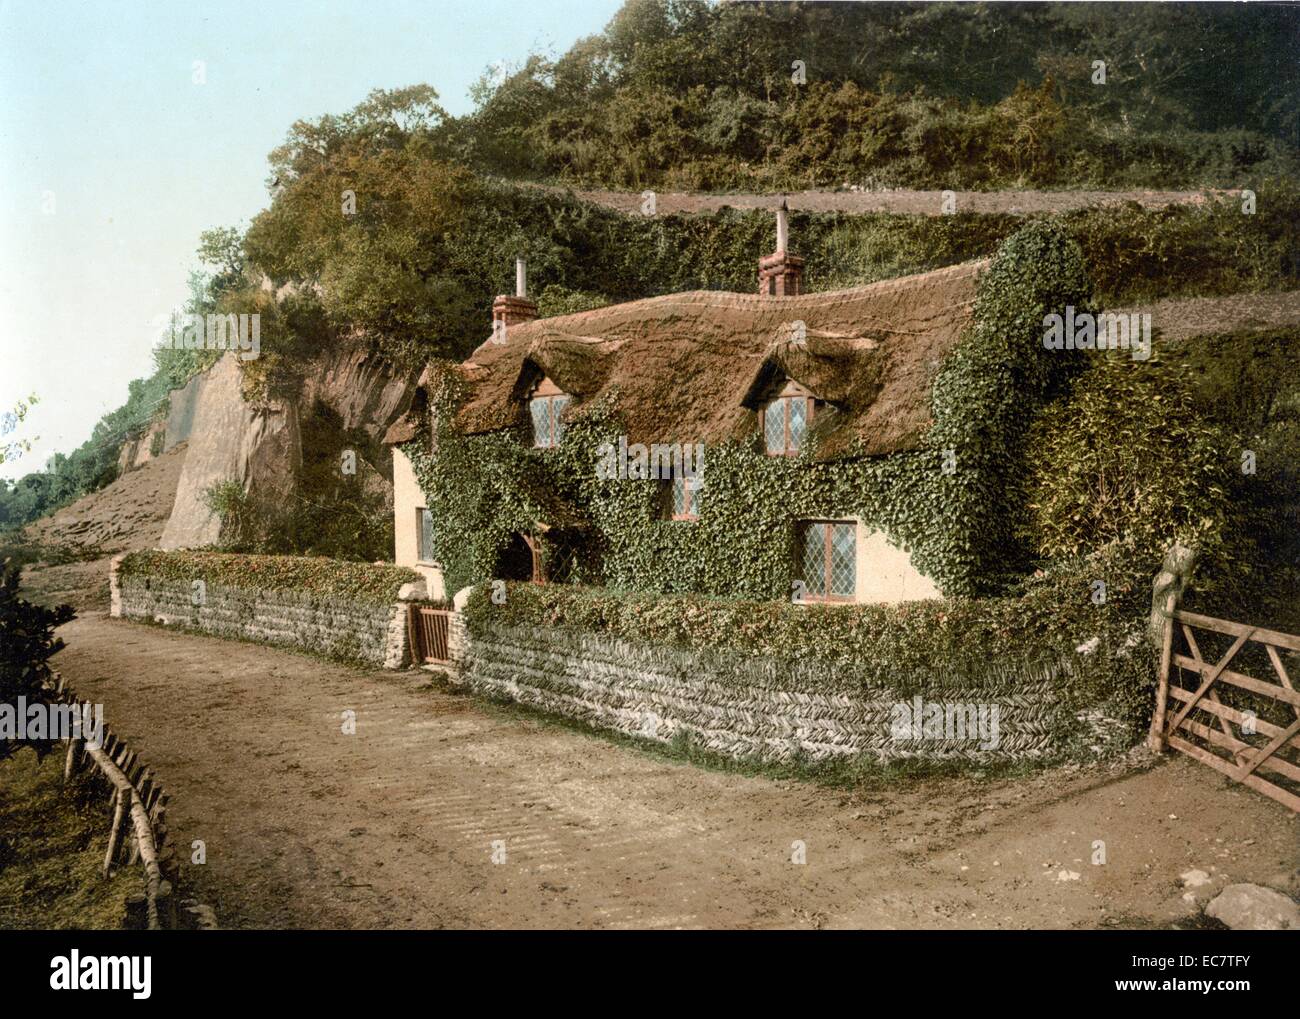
[23, 443, 188, 556]
[15, 443, 188, 612]
[157, 341, 417, 552]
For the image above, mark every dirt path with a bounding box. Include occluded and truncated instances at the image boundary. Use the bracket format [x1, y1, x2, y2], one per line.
[48, 612, 1297, 930]
[1118, 289, 1300, 344]
[529, 183, 1239, 217]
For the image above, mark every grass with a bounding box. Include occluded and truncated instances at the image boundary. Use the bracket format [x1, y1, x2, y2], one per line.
[0, 749, 136, 929]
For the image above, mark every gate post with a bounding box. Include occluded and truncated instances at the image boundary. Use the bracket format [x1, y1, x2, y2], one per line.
[1148, 543, 1197, 751]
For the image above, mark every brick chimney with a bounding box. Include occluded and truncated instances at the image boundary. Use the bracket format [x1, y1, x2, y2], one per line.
[493, 257, 538, 330]
[758, 200, 804, 296]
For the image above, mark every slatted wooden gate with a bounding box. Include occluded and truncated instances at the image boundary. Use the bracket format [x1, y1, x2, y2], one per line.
[1150, 608, 1300, 813]
[408, 604, 451, 664]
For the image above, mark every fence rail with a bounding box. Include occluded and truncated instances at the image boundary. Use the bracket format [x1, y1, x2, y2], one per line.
[1150, 599, 1300, 813]
[44, 672, 196, 929]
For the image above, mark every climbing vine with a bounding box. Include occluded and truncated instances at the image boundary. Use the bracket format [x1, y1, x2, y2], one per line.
[402, 221, 1092, 600]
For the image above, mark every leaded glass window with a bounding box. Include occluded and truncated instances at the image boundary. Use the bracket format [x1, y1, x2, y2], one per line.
[530, 391, 571, 448]
[797, 520, 856, 602]
[762, 394, 814, 456]
[669, 473, 701, 520]
[417, 508, 435, 563]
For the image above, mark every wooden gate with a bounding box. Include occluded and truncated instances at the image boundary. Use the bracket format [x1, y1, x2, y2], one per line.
[1150, 606, 1300, 813]
[408, 604, 451, 664]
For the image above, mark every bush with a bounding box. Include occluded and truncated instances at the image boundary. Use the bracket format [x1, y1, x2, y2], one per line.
[1061, 179, 1300, 305]
[0, 559, 75, 762]
[536, 284, 612, 318]
[1167, 328, 1300, 631]
[1023, 355, 1237, 567]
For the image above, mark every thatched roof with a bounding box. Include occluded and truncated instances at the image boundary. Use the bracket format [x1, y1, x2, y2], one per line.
[396, 260, 987, 459]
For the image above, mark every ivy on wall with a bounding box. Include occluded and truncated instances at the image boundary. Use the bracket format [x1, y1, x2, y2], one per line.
[404, 221, 1092, 600]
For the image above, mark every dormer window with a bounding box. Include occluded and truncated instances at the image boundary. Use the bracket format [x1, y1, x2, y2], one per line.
[760, 381, 817, 456]
[529, 376, 571, 449]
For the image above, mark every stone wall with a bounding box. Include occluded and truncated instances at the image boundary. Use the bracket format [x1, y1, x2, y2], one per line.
[460, 620, 1071, 763]
[111, 555, 418, 668]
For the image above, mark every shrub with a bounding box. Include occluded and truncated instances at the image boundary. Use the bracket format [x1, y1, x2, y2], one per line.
[537, 284, 612, 317]
[0, 559, 74, 762]
[1022, 355, 1237, 567]
[202, 479, 255, 548]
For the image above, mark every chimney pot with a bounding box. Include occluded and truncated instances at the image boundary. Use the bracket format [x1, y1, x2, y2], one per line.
[758, 200, 803, 296]
[493, 257, 538, 332]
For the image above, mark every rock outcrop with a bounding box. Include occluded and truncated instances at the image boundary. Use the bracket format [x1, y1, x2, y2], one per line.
[158, 339, 418, 550]
[159, 355, 297, 548]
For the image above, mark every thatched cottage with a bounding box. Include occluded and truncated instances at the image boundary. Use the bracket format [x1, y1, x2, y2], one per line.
[386, 208, 987, 606]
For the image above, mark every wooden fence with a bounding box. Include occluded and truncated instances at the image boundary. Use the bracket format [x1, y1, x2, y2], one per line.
[1148, 554, 1300, 813]
[45, 672, 188, 929]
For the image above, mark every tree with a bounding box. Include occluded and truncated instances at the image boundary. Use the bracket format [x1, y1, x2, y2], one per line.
[0, 395, 38, 468]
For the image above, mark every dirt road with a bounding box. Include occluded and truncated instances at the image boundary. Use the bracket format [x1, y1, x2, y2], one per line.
[530, 183, 1239, 217]
[47, 612, 1298, 930]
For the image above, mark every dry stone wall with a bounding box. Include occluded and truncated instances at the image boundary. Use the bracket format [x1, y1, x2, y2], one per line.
[460, 621, 1070, 763]
[112, 558, 411, 667]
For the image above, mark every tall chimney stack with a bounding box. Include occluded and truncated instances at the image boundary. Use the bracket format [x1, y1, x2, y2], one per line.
[493, 256, 538, 333]
[758, 199, 804, 296]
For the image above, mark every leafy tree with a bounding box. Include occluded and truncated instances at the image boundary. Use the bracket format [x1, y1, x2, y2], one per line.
[267, 84, 451, 186]
[0, 395, 38, 467]
[453, 1, 1298, 189]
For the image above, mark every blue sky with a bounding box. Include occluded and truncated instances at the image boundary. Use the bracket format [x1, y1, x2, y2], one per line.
[0, 0, 624, 479]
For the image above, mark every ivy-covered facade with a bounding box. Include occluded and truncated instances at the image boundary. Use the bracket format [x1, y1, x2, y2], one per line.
[387, 220, 1092, 605]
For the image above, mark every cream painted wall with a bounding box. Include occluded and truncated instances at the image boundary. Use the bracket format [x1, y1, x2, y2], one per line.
[392, 446, 446, 600]
[854, 521, 942, 603]
[393, 449, 935, 606]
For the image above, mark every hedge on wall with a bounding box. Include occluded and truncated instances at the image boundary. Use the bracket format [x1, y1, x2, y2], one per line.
[404, 219, 1092, 600]
[118, 551, 420, 605]
[463, 539, 1160, 739]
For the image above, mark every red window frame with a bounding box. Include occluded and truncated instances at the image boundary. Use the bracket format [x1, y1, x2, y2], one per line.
[667, 474, 700, 521]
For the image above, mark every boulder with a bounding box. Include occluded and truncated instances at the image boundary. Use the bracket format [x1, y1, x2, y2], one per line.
[1205, 883, 1300, 930]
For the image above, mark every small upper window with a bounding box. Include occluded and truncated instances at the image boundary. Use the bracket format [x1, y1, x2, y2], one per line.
[761, 382, 816, 456]
[665, 474, 702, 521]
[529, 377, 571, 449]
